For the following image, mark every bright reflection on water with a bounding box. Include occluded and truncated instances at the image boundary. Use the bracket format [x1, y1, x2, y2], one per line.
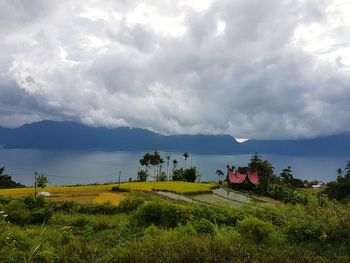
[0, 148, 348, 186]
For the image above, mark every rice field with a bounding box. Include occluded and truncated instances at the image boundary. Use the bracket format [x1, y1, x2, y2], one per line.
[93, 192, 129, 205]
[192, 193, 245, 208]
[0, 181, 217, 200]
[118, 181, 216, 193]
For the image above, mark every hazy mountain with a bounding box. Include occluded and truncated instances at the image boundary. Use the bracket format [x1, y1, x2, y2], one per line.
[0, 120, 349, 155]
[0, 120, 239, 154]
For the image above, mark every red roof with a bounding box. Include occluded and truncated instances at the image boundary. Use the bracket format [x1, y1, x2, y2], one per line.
[227, 168, 259, 185]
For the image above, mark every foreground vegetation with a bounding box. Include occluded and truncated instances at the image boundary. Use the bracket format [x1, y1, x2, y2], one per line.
[1, 155, 350, 262]
[1, 188, 350, 263]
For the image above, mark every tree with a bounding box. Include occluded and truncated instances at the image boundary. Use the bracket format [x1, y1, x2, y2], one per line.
[183, 167, 199, 182]
[36, 174, 48, 188]
[183, 152, 189, 168]
[280, 166, 293, 186]
[172, 168, 184, 181]
[325, 160, 350, 201]
[0, 166, 24, 189]
[216, 169, 224, 182]
[166, 155, 171, 178]
[345, 161, 350, 175]
[248, 153, 274, 195]
[137, 170, 148, 182]
[139, 151, 164, 181]
[158, 158, 165, 181]
[279, 166, 303, 189]
[337, 168, 343, 179]
[172, 159, 178, 171]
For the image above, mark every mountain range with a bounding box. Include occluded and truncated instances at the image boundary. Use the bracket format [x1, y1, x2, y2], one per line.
[0, 120, 349, 156]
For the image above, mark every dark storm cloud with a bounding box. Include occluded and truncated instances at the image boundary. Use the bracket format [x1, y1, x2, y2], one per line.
[0, 0, 349, 138]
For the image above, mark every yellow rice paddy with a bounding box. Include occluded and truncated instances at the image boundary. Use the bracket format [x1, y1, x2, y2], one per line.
[93, 192, 129, 205]
[0, 181, 216, 201]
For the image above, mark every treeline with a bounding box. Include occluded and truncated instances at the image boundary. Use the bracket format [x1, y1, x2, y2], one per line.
[225, 153, 321, 205]
[0, 166, 24, 189]
[137, 151, 199, 183]
[325, 161, 350, 202]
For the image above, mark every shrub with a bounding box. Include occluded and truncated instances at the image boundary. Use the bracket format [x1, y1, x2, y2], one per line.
[92, 219, 111, 231]
[111, 186, 130, 192]
[23, 195, 46, 210]
[285, 217, 323, 243]
[119, 196, 144, 213]
[78, 203, 119, 215]
[193, 219, 216, 235]
[132, 201, 192, 228]
[52, 201, 78, 213]
[0, 196, 10, 205]
[137, 170, 148, 182]
[5, 199, 52, 225]
[30, 207, 52, 224]
[237, 217, 274, 243]
[183, 167, 199, 182]
[171, 168, 184, 181]
[193, 205, 239, 226]
[73, 216, 90, 228]
[6, 204, 32, 225]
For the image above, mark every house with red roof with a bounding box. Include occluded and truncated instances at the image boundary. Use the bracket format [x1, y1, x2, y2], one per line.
[227, 168, 259, 188]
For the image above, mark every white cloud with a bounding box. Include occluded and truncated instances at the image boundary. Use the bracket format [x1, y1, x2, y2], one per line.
[0, 0, 350, 139]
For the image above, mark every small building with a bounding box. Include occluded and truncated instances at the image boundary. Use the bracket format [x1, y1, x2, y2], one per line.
[227, 168, 259, 189]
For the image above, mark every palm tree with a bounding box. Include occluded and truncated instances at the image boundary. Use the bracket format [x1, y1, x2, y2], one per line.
[345, 161, 350, 175]
[158, 158, 164, 181]
[337, 168, 343, 179]
[183, 152, 189, 168]
[166, 155, 171, 178]
[172, 159, 178, 171]
[216, 169, 224, 182]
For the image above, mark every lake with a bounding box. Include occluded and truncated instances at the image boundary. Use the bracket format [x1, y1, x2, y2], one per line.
[0, 148, 348, 186]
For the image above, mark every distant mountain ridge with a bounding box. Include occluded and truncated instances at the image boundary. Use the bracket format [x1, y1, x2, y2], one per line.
[0, 120, 349, 155]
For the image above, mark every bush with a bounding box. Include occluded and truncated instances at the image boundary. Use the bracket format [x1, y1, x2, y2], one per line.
[285, 217, 323, 243]
[0, 196, 10, 205]
[183, 167, 198, 182]
[5, 198, 52, 225]
[171, 168, 184, 181]
[119, 196, 144, 213]
[23, 195, 46, 210]
[237, 217, 274, 243]
[192, 205, 239, 226]
[73, 216, 90, 228]
[78, 203, 119, 215]
[137, 170, 148, 182]
[111, 186, 130, 192]
[268, 184, 308, 205]
[193, 219, 216, 235]
[30, 207, 52, 224]
[6, 204, 32, 225]
[52, 201, 78, 213]
[132, 201, 192, 228]
[92, 219, 111, 231]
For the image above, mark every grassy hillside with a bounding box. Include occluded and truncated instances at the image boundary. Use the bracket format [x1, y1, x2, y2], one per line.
[1, 182, 350, 262]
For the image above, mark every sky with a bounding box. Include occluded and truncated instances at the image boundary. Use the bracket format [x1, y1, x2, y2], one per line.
[0, 0, 350, 139]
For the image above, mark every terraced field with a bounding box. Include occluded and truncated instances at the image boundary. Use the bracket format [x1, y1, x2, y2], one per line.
[0, 181, 217, 204]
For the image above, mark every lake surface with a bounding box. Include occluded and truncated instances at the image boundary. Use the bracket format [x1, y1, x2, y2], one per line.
[0, 148, 348, 186]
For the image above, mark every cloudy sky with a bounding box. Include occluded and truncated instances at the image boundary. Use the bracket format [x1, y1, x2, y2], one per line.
[0, 0, 350, 139]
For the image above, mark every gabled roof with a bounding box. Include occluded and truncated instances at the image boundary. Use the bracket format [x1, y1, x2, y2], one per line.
[227, 169, 259, 185]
